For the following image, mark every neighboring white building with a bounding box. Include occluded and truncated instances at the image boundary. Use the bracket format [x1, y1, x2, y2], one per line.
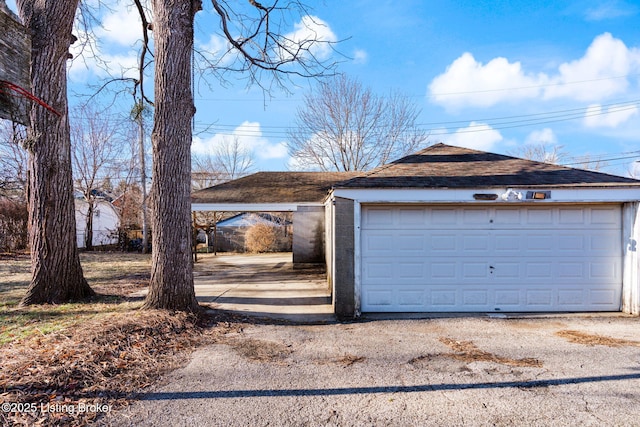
[75, 198, 120, 248]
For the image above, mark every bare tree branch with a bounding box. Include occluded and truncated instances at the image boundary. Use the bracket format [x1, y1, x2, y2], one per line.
[287, 75, 430, 171]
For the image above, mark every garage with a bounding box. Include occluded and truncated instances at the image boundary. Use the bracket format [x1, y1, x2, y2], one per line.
[327, 143, 640, 318]
[360, 204, 622, 312]
[192, 143, 640, 319]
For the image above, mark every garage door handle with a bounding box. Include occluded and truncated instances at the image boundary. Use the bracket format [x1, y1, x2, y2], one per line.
[490, 266, 495, 274]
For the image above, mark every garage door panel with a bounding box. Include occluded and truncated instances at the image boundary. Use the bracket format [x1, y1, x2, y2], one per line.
[494, 235, 522, 252]
[462, 289, 488, 305]
[526, 209, 554, 225]
[361, 205, 622, 312]
[495, 289, 520, 306]
[591, 234, 619, 251]
[398, 208, 426, 225]
[591, 289, 618, 305]
[525, 235, 555, 251]
[591, 207, 620, 224]
[462, 263, 490, 278]
[462, 234, 490, 251]
[431, 208, 458, 225]
[430, 233, 457, 251]
[362, 233, 394, 253]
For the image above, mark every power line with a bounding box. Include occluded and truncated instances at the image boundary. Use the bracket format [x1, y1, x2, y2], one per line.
[193, 73, 640, 102]
[429, 74, 640, 96]
[193, 99, 640, 138]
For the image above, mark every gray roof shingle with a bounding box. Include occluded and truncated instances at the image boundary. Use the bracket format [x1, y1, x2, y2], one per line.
[335, 143, 640, 189]
[191, 171, 361, 204]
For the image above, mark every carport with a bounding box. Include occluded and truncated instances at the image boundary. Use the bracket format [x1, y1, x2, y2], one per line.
[191, 171, 359, 266]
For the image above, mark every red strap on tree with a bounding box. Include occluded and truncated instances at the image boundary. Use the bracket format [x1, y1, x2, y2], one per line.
[0, 79, 62, 117]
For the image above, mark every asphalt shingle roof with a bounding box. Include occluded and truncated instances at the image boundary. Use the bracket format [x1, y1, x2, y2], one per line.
[191, 171, 361, 204]
[192, 144, 640, 205]
[335, 143, 640, 189]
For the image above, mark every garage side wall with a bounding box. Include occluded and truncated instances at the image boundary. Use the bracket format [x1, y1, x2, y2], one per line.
[334, 197, 356, 319]
[293, 206, 325, 265]
[622, 202, 640, 315]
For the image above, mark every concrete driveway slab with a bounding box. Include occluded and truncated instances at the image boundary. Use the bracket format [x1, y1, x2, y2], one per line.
[193, 253, 334, 322]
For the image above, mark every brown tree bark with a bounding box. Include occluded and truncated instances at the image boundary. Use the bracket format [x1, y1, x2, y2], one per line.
[84, 201, 94, 251]
[142, 0, 200, 312]
[17, 0, 94, 304]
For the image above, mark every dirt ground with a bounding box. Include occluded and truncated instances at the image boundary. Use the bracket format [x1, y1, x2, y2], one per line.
[99, 314, 640, 427]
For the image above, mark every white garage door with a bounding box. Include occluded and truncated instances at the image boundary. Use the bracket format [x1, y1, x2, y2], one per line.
[361, 205, 622, 312]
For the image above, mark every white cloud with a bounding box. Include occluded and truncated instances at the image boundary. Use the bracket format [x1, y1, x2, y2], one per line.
[428, 33, 640, 109]
[525, 128, 557, 145]
[544, 33, 639, 101]
[280, 15, 337, 61]
[353, 49, 368, 64]
[442, 122, 503, 151]
[68, 33, 138, 81]
[429, 53, 544, 108]
[583, 103, 639, 127]
[192, 121, 288, 160]
[96, 8, 142, 47]
[585, 1, 637, 21]
[67, 6, 141, 81]
[197, 34, 234, 68]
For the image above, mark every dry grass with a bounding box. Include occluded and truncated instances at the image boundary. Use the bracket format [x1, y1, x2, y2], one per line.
[439, 337, 542, 367]
[0, 251, 244, 426]
[409, 337, 542, 369]
[556, 330, 640, 347]
[227, 338, 293, 363]
[334, 354, 365, 367]
[0, 252, 151, 345]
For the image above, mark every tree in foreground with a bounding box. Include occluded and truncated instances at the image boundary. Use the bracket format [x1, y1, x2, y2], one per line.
[142, 0, 201, 312]
[143, 0, 337, 311]
[287, 74, 429, 171]
[17, 0, 94, 304]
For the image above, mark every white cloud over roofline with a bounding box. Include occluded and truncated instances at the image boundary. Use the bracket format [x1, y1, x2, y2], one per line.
[192, 121, 288, 160]
[428, 33, 640, 110]
[525, 128, 557, 145]
[441, 122, 504, 151]
[583, 103, 639, 128]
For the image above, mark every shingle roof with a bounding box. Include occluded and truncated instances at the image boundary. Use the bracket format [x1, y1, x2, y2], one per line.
[335, 143, 640, 189]
[191, 171, 361, 204]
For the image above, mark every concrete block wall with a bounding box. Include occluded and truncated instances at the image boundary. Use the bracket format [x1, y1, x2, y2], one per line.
[293, 206, 325, 265]
[333, 197, 356, 320]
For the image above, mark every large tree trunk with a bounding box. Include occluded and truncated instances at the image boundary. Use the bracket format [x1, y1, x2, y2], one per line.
[142, 0, 200, 312]
[17, 0, 94, 304]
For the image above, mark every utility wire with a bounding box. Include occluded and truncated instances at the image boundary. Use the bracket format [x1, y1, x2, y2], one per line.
[192, 99, 640, 138]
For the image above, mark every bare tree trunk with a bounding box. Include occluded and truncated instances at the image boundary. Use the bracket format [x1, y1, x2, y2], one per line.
[137, 111, 149, 254]
[17, 0, 94, 304]
[84, 200, 94, 251]
[142, 0, 200, 312]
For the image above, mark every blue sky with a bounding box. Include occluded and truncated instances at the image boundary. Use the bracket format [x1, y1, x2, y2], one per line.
[7, 0, 640, 176]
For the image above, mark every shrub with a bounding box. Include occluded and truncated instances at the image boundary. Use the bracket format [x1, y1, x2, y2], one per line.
[245, 223, 277, 253]
[0, 198, 28, 252]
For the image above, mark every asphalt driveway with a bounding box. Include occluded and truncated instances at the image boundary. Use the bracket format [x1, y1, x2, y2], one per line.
[101, 314, 640, 426]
